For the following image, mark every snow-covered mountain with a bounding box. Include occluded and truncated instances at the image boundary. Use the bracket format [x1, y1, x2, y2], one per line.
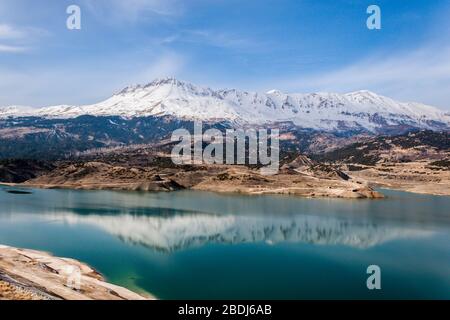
[2, 77, 449, 132]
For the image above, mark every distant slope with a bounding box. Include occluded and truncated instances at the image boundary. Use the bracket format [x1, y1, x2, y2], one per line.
[314, 130, 450, 166]
[0, 115, 231, 159]
[0, 159, 54, 183]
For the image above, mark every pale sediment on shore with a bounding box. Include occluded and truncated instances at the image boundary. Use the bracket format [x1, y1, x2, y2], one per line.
[0, 161, 385, 199]
[349, 161, 450, 196]
[0, 245, 152, 300]
[190, 168, 384, 199]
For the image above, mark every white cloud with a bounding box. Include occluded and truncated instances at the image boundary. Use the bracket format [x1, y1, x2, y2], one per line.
[0, 23, 47, 54]
[111, 0, 180, 16]
[277, 46, 450, 110]
[0, 44, 28, 53]
[0, 24, 25, 39]
[162, 29, 263, 50]
[82, 0, 182, 23]
[0, 24, 27, 53]
[138, 51, 186, 80]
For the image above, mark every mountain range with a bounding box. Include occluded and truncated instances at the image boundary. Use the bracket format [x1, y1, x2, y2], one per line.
[1, 77, 449, 133]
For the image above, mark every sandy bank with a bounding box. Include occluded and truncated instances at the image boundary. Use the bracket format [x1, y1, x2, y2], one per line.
[349, 161, 450, 196]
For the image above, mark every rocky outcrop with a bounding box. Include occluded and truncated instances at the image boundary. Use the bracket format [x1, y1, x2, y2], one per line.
[190, 167, 383, 199]
[23, 161, 185, 192]
[282, 155, 351, 181]
[0, 245, 151, 300]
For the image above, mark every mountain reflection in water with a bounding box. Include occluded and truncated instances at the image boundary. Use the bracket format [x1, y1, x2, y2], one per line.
[46, 210, 433, 252]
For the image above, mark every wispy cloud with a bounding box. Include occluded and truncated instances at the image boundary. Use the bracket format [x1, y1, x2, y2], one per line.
[0, 23, 27, 53]
[82, 0, 182, 23]
[0, 24, 25, 39]
[0, 23, 47, 54]
[137, 51, 186, 80]
[276, 45, 450, 109]
[0, 23, 47, 39]
[0, 44, 28, 53]
[162, 29, 263, 50]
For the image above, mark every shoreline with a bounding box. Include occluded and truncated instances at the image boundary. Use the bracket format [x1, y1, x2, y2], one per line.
[4, 182, 450, 199]
[0, 245, 153, 300]
[354, 177, 450, 197]
[2, 179, 449, 197]
[0, 180, 385, 199]
[376, 185, 450, 197]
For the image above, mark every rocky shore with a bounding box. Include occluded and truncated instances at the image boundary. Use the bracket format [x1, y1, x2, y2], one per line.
[0, 245, 151, 300]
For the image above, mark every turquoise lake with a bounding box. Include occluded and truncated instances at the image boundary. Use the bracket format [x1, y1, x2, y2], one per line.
[0, 187, 449, 299]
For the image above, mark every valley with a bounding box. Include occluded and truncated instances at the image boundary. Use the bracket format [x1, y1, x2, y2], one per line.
[1, 129, 448, 197]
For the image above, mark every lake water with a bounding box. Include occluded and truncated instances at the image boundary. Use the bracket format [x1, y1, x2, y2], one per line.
[0, 186, 449, 299]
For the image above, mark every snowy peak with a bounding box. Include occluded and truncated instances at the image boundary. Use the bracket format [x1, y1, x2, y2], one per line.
[0, 105, 33, 117]
[1, 78, 449, 132]
[115, 77, 214, 97]
[266, 89, 284, 96]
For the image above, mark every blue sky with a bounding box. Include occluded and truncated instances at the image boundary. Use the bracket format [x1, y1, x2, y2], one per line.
[0, 0, 449, 109]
